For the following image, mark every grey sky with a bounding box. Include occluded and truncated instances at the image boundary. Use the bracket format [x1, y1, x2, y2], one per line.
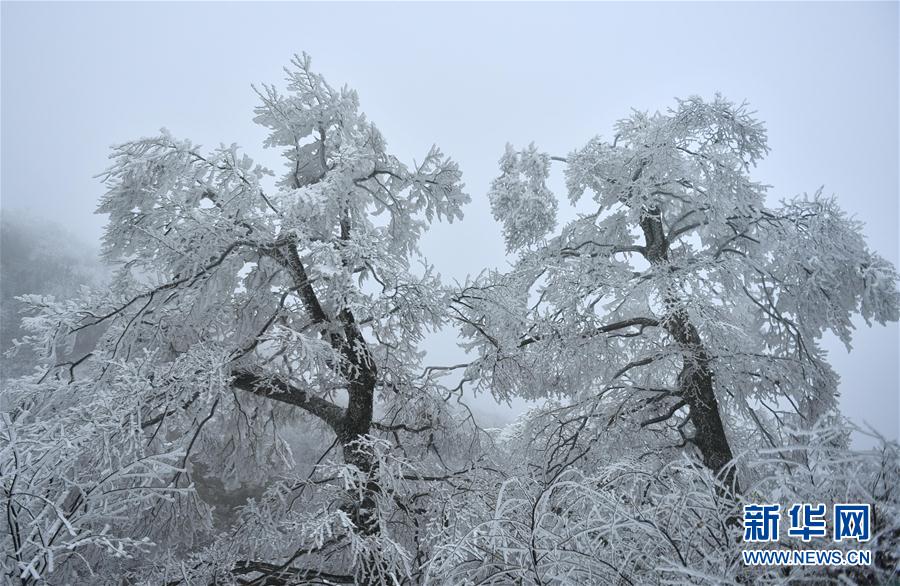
[2, 1, 898, 441]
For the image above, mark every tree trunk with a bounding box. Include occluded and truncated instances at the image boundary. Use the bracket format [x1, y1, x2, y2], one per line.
[338, 364, 380, 537]
[640, 208, 739, 492]
[276, 243, 384, 579]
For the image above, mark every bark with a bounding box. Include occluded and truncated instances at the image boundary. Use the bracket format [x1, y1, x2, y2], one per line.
[233, 246, 383, 583]
[237, 242, 382, 528]
[334, 308, 381, 537]
[639, 206, 739, 493]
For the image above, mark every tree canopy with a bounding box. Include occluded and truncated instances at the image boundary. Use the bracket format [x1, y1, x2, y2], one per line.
[457, 96, 899, 489]
[2, 62, 899, 586]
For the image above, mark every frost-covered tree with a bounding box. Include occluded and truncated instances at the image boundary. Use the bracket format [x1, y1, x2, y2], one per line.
[1, 55, 477, 584]
[427, 423, 900, 585]
[456, 96, 900, 491]
[442, 95, 900, 584]
[5, 73, 899, 586]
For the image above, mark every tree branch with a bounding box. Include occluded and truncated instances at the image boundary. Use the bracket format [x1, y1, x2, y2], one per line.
[640, 399, 688, 428]
[231, 371, 345, 432]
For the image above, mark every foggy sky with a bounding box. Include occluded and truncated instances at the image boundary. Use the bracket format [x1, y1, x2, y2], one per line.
[2, 1, 897, 441]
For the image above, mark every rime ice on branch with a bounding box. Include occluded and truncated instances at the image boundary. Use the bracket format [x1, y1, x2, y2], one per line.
[457, 95, 900, 490]
[3, 54, 472, 585]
